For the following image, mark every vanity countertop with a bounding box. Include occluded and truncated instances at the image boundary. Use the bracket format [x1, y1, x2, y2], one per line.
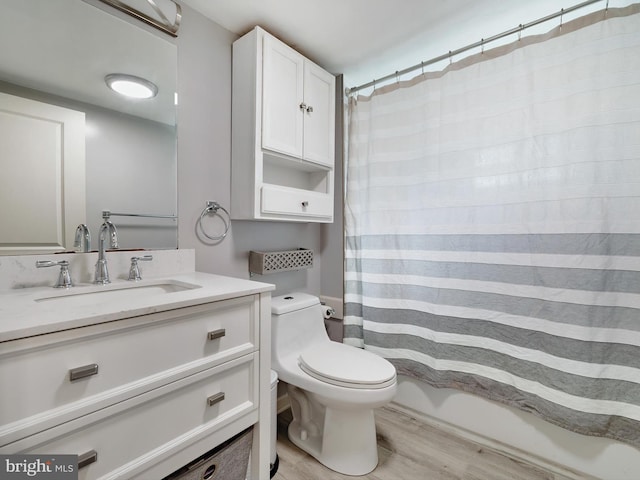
[0, 272, 274, 343]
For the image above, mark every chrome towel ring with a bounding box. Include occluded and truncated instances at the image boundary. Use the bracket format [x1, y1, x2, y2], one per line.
[198, 201, 230, 241]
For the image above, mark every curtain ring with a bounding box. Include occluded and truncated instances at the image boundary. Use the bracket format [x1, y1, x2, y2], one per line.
[518, 24, 523, 41]
[605, 0, 609, 15]
[421, 61, 425, 76]
[197, 201, 230, 242]
[481, 38, 484, 54]
[448, 50, 452, 65]
[559, 8, 564, 29]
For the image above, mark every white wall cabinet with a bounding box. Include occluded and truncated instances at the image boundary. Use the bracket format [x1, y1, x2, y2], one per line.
[232, 26, 335, 223]
[0, 293, 272, 479]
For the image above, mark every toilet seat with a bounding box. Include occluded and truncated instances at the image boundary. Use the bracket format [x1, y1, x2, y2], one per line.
[298, 342, 396, 389]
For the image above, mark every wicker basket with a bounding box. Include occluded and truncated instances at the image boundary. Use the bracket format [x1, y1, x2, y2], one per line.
[162, 428, 253, 480]
[249, 248, 313, 275]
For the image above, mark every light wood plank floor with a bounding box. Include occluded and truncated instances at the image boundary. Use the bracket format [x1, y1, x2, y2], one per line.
[272, 407, 579, 480]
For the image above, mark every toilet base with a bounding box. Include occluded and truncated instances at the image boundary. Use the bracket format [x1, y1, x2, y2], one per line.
[288, 405, 378, 476]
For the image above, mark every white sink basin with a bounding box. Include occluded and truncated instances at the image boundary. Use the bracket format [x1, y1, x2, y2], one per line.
[35, 280, 201, 306]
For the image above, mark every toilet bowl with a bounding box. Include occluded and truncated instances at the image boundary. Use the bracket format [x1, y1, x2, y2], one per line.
[271, 292, 397, 476]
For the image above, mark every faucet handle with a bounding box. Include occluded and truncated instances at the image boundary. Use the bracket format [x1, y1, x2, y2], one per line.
[128, 255, 153, 281]
[36, 260, 73, 289]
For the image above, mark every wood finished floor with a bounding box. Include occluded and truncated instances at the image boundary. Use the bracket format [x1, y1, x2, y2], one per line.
[272, 407, 579, 480]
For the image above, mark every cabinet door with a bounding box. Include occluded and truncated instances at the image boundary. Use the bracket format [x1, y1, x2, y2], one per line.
[262, 35, 304, 159]
[302, 62, 335, 167]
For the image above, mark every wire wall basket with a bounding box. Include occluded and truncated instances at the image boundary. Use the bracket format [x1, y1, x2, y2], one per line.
[249, 248, 313, 275]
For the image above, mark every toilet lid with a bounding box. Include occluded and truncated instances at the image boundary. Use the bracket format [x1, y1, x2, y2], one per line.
[298, 343, 396, 389]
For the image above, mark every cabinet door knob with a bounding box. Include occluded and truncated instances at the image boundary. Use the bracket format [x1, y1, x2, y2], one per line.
[301, 201, 309, 207]
[207, 392, 225, 407]
[306, 105, 314, 113]
[69, 364, 99, 382]
[78, 450, 98, 469]
[299, 102, 307, 111]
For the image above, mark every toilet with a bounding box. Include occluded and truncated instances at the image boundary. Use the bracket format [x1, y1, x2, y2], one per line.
[271, 292, 397, 476]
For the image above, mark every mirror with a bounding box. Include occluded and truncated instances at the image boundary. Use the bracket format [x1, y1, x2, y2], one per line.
[0, 0, 177, 255]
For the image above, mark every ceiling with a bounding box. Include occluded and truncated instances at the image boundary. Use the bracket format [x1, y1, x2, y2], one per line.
[0, 0, 609, 116]
[178, 0, 588, 90]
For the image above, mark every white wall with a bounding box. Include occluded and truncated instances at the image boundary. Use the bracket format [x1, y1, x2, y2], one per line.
[340, 1, 640, 478]
[320, 74, 345, 301]
[175, 5, 324, 296]
[85, 109, 177, 250]
[174, 1, 639, 477]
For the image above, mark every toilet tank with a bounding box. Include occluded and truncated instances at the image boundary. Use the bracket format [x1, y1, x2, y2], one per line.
[271, 292, 329, 360]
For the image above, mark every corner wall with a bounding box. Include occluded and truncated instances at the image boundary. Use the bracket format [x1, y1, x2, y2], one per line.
[176, 6, 323, 295]
[176, 2, 640, 477]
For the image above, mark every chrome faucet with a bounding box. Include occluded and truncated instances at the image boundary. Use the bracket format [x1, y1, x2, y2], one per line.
[94, 218, 119, 284]
[74, 224, 91, 252]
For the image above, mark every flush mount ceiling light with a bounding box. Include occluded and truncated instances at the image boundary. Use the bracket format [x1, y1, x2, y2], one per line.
[105, 74, 158, 99]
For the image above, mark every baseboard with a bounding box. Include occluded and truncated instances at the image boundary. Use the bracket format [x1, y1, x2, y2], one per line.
[387, 402, 597, 480]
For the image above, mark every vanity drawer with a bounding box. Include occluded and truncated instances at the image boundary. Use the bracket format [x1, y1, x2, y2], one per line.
[21, 354, 257, 480]
[0, 295, 258, 444]
[261, 184, 333, 218]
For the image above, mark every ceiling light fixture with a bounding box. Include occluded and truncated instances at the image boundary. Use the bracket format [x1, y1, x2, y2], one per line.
[105, 74, 158, 99]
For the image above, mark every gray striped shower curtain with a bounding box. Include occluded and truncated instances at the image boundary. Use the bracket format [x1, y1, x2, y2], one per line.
[344, 5, 640, 447]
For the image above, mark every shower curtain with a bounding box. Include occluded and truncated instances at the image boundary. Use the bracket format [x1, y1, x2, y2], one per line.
[344, 5, 640, 447]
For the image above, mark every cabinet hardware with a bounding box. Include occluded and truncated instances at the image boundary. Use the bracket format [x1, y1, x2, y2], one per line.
[299, 102, 307, 111]
[208, 328, 226, 341]
[301, 201, 309, 207]
[69, 364, 99, 382]
[35, 260, 73, 289]
[128, 254, 153, 281]
[306, 105, 314, 113]
[78, 450, 97, 469]
[203, 463, 218, 479]
[207, 392, 225, 407]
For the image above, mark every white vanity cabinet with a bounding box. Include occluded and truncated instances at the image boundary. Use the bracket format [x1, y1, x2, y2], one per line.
[232, 26, 335, 223]
[0, 281, 273, 480]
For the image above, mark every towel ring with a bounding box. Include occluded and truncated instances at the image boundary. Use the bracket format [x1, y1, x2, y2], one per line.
[198, 201, 230, 241]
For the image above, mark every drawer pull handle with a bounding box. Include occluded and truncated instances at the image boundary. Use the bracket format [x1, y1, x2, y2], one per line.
[78, 450, 97, 469]
[301, 201, 309, 207]
[69, 364, 98, 382]
[208, 328, 226, 341]
[207, 392, 225, 407]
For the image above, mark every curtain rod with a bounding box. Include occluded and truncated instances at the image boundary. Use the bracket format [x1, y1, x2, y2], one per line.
[346, 0, 605, 95]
